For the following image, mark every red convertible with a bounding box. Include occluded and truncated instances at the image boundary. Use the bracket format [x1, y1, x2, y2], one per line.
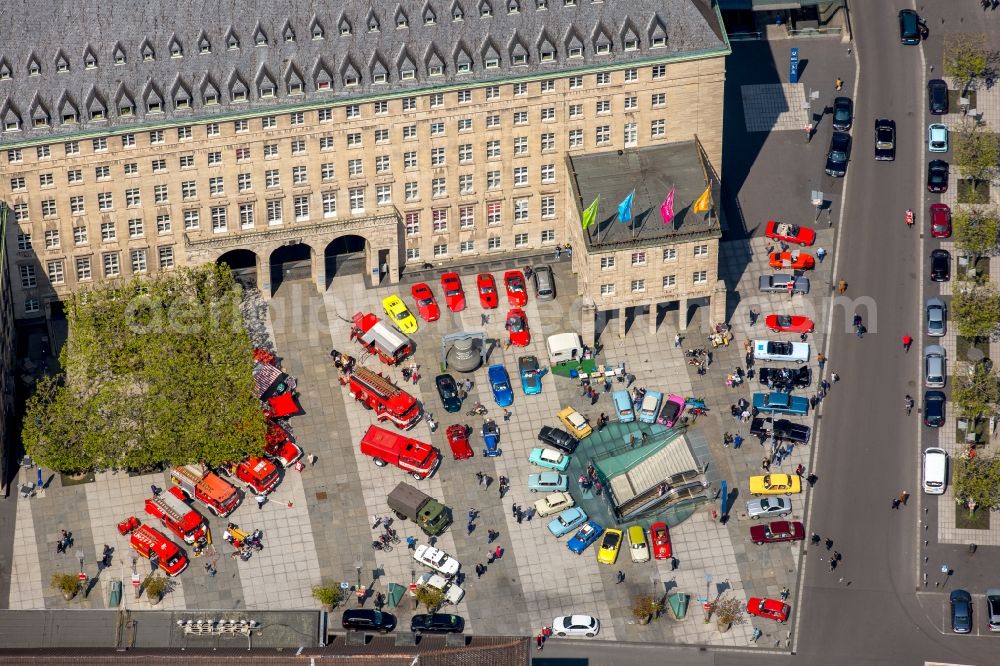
[503, 270, 528, 307]
[445, 424, 474, 460]
[768, 250, 814, 270]
[411, 283, 440, 322]
[750, 520, 805, 545]
[505, 309, 531, 347]
[477, 273, 499, 309]
[440, 272, 465, 312]
[765, 314, 815, 334]
[747, 597, 790, 623]
[765, 221, 815, 247]
[650, 522, 672, 560]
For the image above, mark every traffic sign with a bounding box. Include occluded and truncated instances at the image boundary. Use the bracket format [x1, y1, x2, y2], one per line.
[131, 574, 141, 588]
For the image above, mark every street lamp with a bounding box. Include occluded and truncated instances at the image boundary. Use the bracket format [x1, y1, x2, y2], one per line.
[939, 564, 952, 588]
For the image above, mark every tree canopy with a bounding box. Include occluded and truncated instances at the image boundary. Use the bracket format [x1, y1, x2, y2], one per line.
[22, 264, 266, 473]
[943, 33, 991, 93]
[953, 360, 1000, 421]
[952, 121, 999, 184]
[954, 453, 1000, 513]
[953, 280, 1000, 340]
[952, 208, 999, 260]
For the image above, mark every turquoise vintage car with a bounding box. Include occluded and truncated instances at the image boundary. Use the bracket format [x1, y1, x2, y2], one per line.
[751, 392, 809, 416]
[547, 507, 588, 538]
[528, 447, 571, 472]
[528, 471, 568, 493]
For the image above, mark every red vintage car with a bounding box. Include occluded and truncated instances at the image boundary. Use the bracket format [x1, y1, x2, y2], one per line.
[505, 309, 531, 347]
[445, 424, 474, 460]
[749, 520, 805, 545]
[765, 314, 815, 334]
[440, 272, 465, 312]
[930, 203, 951, 238]
[768, 250, 815, 270]
[747, 597, 790, 623]
[650, 521, 672, 560]
[503, 270, 528, 307]
[765, 221, 816, 247]
[411, 283, 440, 322]
[477, 273, 499, 309]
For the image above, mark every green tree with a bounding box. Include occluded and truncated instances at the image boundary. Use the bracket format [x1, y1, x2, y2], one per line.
[952, 281, 1000, 339]
[312, 584, 343, 609]
[22, 264, 267, 473]
[944, 33, 990, 93]
[953, 361, 1000, 421]
[952, 208, 999, 260]
[414, 586, 446, 612]
[953, 120, 999, 184]
[954, 453, 1000, 513]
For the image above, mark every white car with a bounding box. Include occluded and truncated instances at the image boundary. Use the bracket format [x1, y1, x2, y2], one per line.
[753, 340, 809, 363]
[928, 123, 949, 153]
[412, 544, 460, 577]
[534, 491, 575, 518]
[416, 572, 465, 605]
[553, 614, 601, 637]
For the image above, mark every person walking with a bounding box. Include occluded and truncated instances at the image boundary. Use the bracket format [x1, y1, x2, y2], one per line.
[255, 493, 267, 510]
[805, 123, 814, 143]
[835, 77, 844, 91]
[837, 280, 847, 295]
[816, 247, 827, 263]
[902, 335, 913, 352]
[616, 570, 625, 584]
[898, 491, 909, 505]
[674, 334, 681, 347]
[494, 546, 503, 560]
[891, 497, 901, 509]
[817, 353, 826, 370]
[831, 372, 840, 383]
[475, 471, 484, 485]
[503, 408, 512, 423]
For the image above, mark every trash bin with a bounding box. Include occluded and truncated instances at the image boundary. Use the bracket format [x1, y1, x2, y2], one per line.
[109, 579, 123, 607]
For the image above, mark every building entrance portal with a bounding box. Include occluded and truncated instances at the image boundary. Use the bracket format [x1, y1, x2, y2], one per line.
[217, 249, 258, 289]
[270, 243, 313, 293]
[323, 235, 367, 288]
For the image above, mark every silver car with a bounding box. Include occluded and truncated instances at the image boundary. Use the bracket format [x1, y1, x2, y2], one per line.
[926, 297, 946, 337]
[759, 274, 810, 295]
[925, 345, 946, 388]
[746, 497, 792, 520]
[987, 589, 1000, 631]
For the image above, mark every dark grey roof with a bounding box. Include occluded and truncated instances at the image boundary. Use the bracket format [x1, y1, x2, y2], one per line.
[570, 141, 722, 252]
[0, 0, 726, 143]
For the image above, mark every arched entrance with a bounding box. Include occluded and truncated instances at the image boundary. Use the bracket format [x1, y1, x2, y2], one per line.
[216, 249, 258, 289]
[269, 243, 313, 293]
[323, 234, 368, 288]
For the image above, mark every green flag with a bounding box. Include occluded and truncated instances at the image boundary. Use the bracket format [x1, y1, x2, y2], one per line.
[581, 196, 600, 230]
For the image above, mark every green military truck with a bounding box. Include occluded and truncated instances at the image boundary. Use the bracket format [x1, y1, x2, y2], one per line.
[387, 482, 452, 536]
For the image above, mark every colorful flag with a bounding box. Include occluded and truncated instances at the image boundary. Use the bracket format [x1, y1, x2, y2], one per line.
[581, 195, 600, 230]
[660, 188, 675, 225]
[617, 190, 635, 224]
[692, 186, 712, 214]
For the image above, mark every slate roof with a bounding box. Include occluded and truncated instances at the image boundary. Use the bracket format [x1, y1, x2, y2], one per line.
[0, 0, 726, 143]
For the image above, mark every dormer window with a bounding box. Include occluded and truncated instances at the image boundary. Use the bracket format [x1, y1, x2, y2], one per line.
[57, 60, 69, 73]
[84, 53, 97, 69]
[425, 7, 437, 24]
[312, 20, 325, 39]
[62, 111, 77, 124]
[119, 103, 134, 117]
[513, 54, 527, 66]
[199, 36, 211, 53]
[171, 44, 183, 58]
[401, 67, 415, 80]
[429, 65, 443, 76]
[485, 57, 499, 69]
[339, 19, 351, 36]
[652, 36, 665, 48]
[481, 3, 492, 17]
[373, 72, 387, 84]
[368, 16, 380, 32]
[396, 13, 408, 28]
[4, 119, 20, 132]
[28, 61, 40, 76]
[227, 34, 240, 50]
[0, 62, 13, 79]
[289, 82, 303, 94]
[260, 84, 275, 98]
[457, 61, 471, 74]
[232, 90, 246, 102]
[540, 49, 554, 62]
[536, 0, 548, 8]
[596, 43, 610, 55]
[142, 45, 155, 61]
[255, 34, 266, 46]
[507, 0, 519, 14]
[283, 25, 295, 42]
[91, 109, 105, 121]
[147, 101, 162, 113]
[624, 38, 638, 51]
[33, 116, 48, 128]
[204, 92, 218, 105]
[452, 6, 463, 21]
[569, 46, 582, 58]
[564, 0, 575, 5]
[344, 73, 358, 86]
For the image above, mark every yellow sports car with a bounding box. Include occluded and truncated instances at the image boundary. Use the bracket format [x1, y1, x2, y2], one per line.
[382, 295, 418, 335]
[557, 406, 592, 439]
[597, 528, 623, 565]
[749, 473, 802, 496]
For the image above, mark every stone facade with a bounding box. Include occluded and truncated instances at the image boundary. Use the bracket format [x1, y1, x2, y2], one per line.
[0, 204, 17, 495]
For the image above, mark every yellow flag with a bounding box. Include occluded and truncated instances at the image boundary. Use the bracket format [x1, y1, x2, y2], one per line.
[692, 186, 711, 214]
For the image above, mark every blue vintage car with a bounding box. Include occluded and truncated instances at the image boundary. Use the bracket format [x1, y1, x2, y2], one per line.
[567, 520, 605, 554]
[528, 471, 568, 493]
[482, 419, 501, 457]
[638, 390, 663, 424]
[751, 392, 809, 416]
[612, 390, 634, 423]
[518, 355, 543, 395]
[547, 507, 588, 538]
[528, 447, 571, 472]
[488, 364, 514, 407]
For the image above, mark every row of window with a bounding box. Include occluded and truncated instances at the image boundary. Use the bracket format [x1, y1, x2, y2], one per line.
[598, 246, 710, 269]
[3, 64, 670, 139]
[404, 229, 557, 260]
[19, 246, 175, 291]
[599, 272, 710, 296]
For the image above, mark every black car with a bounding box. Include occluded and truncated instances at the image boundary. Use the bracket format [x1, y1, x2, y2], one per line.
[832, 96, 853, 131]
[950, 590, 973, 634]
[825, 132, 850, 177]
[434, 373, 462, 413]
[342, 609, 397, 633]
[750, 417, 811, 444]
[899, 9, 921, 45]
[928, 79, 948, 115]
[759, 366, 812, 390]
[930, 249, 951, 282]
[411, 613, 466, 634]
[537, 425, 578, 454]
[924, 390, 946, 427]
[927, 160, 949, 193]
[874, 118, 895, 161]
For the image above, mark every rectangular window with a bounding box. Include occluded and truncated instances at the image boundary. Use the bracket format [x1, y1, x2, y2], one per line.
[207, 151, 222, 166]
[596, 99, 610, 114]
[290, 139, 305, 155]
[149, 130, 164, 145]
[97, 192, 113, 211]
[156, 214, 171, 234]
[128, 219, 144, 237]
[429, 93, 444, 107]
[155, 183, 170, 202]
[103, 252, 121, 277]
[402, 97, 417, 111]
[624, 95, 638, 111]
[432, 209, 448, 232]
[206, 123, 220, 136]
[376, 184, 392, 205]
[123, 163, 137, 176]
[486, 85, 500, 100]
[569, 129, 583, 148]
[652, 92, 666, 107]
[70, 196, 85, 214]
[569, 75, 583, 89]
[235, 147, 251, 162]
[346, 132, 362, 148]
[267, 199, 283, 225]
[158, 246, 174, 269]
[694, 244, 709, 257]
[488, 236, 501, 250]
[513, 198, 529, 222]
[294, 195, 310, 220]
[322, 191, 337, 217]
[234, 119, 249, 133]
[568, 103, 582, 120]
[375, 155, 390, 174]
[486, 140, 500, 159]
[131, 249, 147, 274]
[513, 166, 528, 186]
[293, 165, 309, 184]
[459, 174, 474, 194]
[211, 206, 227, 232]
[374, 128, 389, 144]
[405, 182, 419, 201]
[487, 171, 501, 190]
[239, 203, 255, 229]
[600, 284, 615, 297]
[47, 260, 64, 284]
[406, 247, 421, 260]
[13, 203, 28, 222]
[184, 209, 200, 229]
[176, 155, 191, 169]
[237, 173, 252, 192]
[38, 173, 54, 187]
[459, 144, 473, 163]
[100, 222, 116, 242]
[177, 126, 192, 140]
[64, 141, 80, 155]
[36, 145, 51, 159]
[460, 240, 475, 254]
[541, 164, 555, 183]
[652, 64, 666, 79]
[404, 151, 417, 169]
[264, 143, 278, 158]
[459, 206, 475, 229]
[513, 110, 528, 125]
[595, 126, 610, 144]
[349, 187, 365, 213]
[432, 177, 447, 197]
[431, 147, 446, 166]
[487, 201, 502, 226]
[405, 211, 420, 236]
[458, 118, 472, 132]
[541, 133, 555, 152]
[600, 257, 616, 270]
[265, 170, 280, 188]
[321, 163, 335, 181]
[290, 111, 305, 125]
[41, 199, 57, 217]
[541, 229, 555, 243]
[631, 252, 647, 266]
[76, 256, 92, 281]
[261, 116, 277, 129]
[44, 229, 60, 249]
[541, 107, 555, 122]
[663, 247, 677, 261]
[624, 67, 638, 81]
[651, 119, 665, 138]
[513, 136, 528, 156]
[457, 89, 471, 103]
[403, 125, 417, 140]
[93, 137, 108, 151]
[433, 243, 448, 258]
[16, 232, 31, 251]
[514, 233, 528, 247]
[151, 159, 167, 174]
[693, 270, 708, 284]
[663, 275, 676, 288]
[374, 101, 388, 114]
[347, 159, 363, 177]
[8, 149, 22, 162]
[541, 196, 555, 218]
[631, 279, 645, 293]
[430, 121, 445, 136]
[624, 122, 637, 147]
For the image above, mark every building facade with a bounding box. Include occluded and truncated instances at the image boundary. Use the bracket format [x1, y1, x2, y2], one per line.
[0, 0, 729, 327]
[0, 204, 16, 496]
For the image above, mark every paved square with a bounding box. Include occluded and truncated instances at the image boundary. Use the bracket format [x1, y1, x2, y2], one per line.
[742, 83, 810, 132]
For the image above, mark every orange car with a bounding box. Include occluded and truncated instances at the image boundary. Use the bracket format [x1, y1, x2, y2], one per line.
[768, 250, 815, 270]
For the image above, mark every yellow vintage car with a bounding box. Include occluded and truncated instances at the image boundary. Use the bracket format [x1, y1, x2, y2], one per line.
[749, 473, 802, 496]
[597, 528, 623, 565]
[557, 406, 592, 439]
[382, 295, 418, 335]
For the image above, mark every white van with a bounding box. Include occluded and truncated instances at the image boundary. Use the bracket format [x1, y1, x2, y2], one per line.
[922, 447, 948, 495]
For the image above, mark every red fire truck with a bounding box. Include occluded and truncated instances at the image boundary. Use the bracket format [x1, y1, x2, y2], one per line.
[230, 456, 281, 494]
[170, 465, 241, 517]
[144, 487, 210, 546]
[348, 366, 422, 429]
[129, 524, 189, 577]
[359, 425, 441, 480]
[350, 312, 414, 365]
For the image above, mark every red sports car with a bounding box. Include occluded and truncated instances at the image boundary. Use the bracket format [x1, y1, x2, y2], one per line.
[768, 250, 815, 270]
[764, 314, 815, 334]
[749, 520, 805, 545]
[446, 424, 474, 460]
[930, 203, 951, 238]
[506, 309, 531, 347]
[440, 272, 465, 312]
[477, 273, 499, 309]
[747, 597, 790, 623]
[411, 283, 440, 322]
[503, 270, 528, 307]
[765, 220, 816, 247]
[650, 521, 672, 560]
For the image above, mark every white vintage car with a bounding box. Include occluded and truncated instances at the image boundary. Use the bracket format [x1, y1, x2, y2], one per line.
[416, 572, 465, 605]
[533, 491, 575, 518]
[412, 544, 461, 577]
[752, 339, 809, 363]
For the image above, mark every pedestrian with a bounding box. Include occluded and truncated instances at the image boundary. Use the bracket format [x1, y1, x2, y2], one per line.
[480, 473, 488, 488]
[604, 377, 612, 393]
[205, 562, 216, 577]
[831, 372, 840, 383]
[825, 538, 834, 550]
[626, 373, 635, 388]
[476, 564, 484, 579]
[56, 541, 65, 555]
[536, 634, 544, 651]
[516, 508, 523, 524]
[475, 471, 484, 485]
[810, 533, 821, 545]
[629, 433, 636, 448]
[511, 503, 518, 518]
[554, 245, 562, 259]
[898, 491, 909, 505]
[467, 522, 475, 535]
[837, 280, 847, 295]
[616, 570, 625, 584]
[816, 247, 827, 263]
[488, 550, 496, 564]
[780, 586, 789, 600]
[494, 546, 503, 560]
[255, 493, 267, 510]
[307, 453, 317, 466]
[733, 434, 743, 449]
[902, 335, 913, 353]
[525, 507, 536, 521]
[487, 529, 498, 543]
[835, 77, 844, 91]
[468, 508, 477, 522]
[807, 473, 818, 487]
[821, 379, 830, 392]
[809, 395, 818, 409]
[150, 484, 162, 496]
[503, 408, 512, 422]
[674, 333, 681, 347]
[748, 308, 758, 326]
[805, 122, 814, 143]
[481, 313, 489, 325]
[406, 536, 417, 550]
[795, 463, 805, 477]
[834, 551, 842, 562]
[817, 353, 826, 370]
[761, 458, 771, 472]
[543, 626, 553, 639]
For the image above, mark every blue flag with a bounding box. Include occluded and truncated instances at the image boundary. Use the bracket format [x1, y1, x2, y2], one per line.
[617, 190, 635, 224]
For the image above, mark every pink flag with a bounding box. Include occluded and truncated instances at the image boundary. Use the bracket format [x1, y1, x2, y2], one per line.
[660, 188, 675, 225]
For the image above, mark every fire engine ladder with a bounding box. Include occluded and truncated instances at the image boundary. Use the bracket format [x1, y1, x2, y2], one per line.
[353, 366, 397, 398]
[150, 494, 185, 524]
